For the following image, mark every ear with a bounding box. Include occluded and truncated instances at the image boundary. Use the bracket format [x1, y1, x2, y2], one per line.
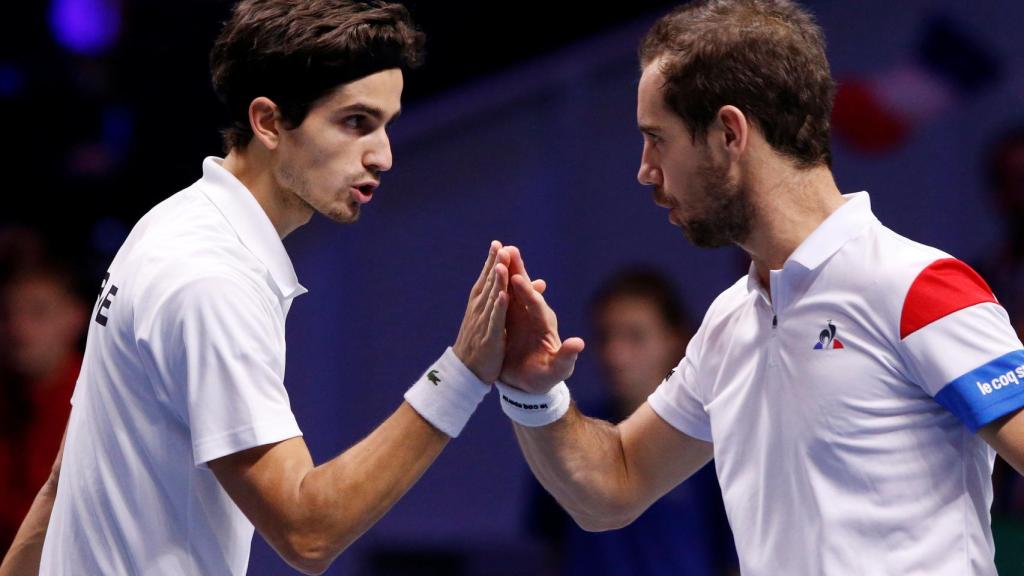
[715, 105, 749, 163]
[248, 97, 282, 150]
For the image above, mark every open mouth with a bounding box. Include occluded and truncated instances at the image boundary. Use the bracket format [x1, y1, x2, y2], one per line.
[350, 184, 376, 204]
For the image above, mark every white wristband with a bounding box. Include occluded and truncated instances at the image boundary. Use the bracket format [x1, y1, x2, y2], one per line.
[495, 381, 571, 427]
[404, 347, 491, 438]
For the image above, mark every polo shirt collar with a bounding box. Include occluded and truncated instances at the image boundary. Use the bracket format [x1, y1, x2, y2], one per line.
[787, 191, 877, 271]
[197, 157, 307, 300]
[745, 191, 877, 299]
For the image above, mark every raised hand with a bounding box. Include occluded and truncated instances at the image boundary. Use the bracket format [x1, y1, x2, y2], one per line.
[452, 241, 512, 382]
[499, 247, 585, 393]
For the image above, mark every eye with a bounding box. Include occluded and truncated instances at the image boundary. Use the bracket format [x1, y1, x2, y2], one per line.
[343, 115, 365, 129]
[643, 131, 662, 146]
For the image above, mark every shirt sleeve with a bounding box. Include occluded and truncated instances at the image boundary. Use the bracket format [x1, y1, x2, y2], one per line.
[158, 275, 302, 467]
[648, 320, 713, 442]
[897, 258, 1024, 432]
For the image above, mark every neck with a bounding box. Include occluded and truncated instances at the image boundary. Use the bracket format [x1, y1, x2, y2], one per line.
[222, 147, 312, 238]
[736, 162, 844, 288]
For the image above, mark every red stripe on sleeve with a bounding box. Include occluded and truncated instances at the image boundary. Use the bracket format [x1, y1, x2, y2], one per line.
[900, 258, 997, 339]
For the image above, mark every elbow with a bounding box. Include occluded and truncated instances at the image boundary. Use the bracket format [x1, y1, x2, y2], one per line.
[292, 561, 330, 576]
[287, 560, 329, 576]
[281, 545, 331, 575]
[566, 495, 642, 533]
[572, 509, 638, 533]
[275, 475, 362, 574]
[279, 530, 347, 576]
[561, 472, 642, 532]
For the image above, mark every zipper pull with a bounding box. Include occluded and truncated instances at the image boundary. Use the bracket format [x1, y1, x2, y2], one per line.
[772, 314, 778, 328]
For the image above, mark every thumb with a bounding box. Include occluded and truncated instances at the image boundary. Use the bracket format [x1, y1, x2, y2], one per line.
[552, 337, 585, 380]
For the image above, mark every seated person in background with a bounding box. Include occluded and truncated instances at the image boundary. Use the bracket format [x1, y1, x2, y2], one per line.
[0, 258, 88, 556]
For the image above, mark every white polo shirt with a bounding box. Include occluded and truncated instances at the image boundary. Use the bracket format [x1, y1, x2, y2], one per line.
[649, 192, 1024, 575]
[40, 158, 306, 574]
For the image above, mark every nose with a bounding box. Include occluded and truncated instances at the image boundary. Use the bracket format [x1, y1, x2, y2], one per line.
[637, 143, 662, 187]
[638, 164, 660, 186]
[364, 129, 393, 174]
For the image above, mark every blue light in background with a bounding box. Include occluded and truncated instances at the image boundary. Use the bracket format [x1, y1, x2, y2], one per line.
[49, 0, 122, 55]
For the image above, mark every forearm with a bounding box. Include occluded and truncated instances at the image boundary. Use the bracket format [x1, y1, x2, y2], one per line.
[215, 402, 448, 574]
[513, 404, 638, 531]
[981, 408, 1024, 476]
[0, 473, 59, 575]
[294, 402, 447, 557]
[215, 395, 466, 574]
[216, 355, 491, 574]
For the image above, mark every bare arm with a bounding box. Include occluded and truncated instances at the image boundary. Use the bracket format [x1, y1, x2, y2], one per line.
[514, 402, 713, 531]
[210, 241, 512, 575]
[0, 427, 66, 576]
[980, 407, 1024, 476]
[210, 403, 445, 574]
[499, 249, 712, 530]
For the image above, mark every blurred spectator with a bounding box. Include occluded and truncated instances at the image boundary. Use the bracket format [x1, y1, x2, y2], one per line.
[978, 126, 1024, 335]
[0, 231, 88, 556]
[977, 126, 1024, 575]
[526, 268, 737, 576]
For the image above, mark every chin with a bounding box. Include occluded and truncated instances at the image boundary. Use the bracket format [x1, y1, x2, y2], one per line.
[321, 202, 360, 224]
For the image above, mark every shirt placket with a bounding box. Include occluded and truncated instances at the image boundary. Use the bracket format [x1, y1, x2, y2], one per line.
[767, 269, 786, 368]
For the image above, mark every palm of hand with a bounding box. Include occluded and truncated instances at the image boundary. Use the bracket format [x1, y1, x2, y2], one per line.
[500, 275, 577, 393]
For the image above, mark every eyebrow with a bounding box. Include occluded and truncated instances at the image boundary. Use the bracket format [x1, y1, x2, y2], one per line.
[638, 123, 661, 135]
[337, 103, 402, 124]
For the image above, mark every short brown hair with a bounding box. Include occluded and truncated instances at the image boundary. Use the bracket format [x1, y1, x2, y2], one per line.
[210, 0, 425, 152]
[639, 0, 835, 168]
[591, 267, 690, 333]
